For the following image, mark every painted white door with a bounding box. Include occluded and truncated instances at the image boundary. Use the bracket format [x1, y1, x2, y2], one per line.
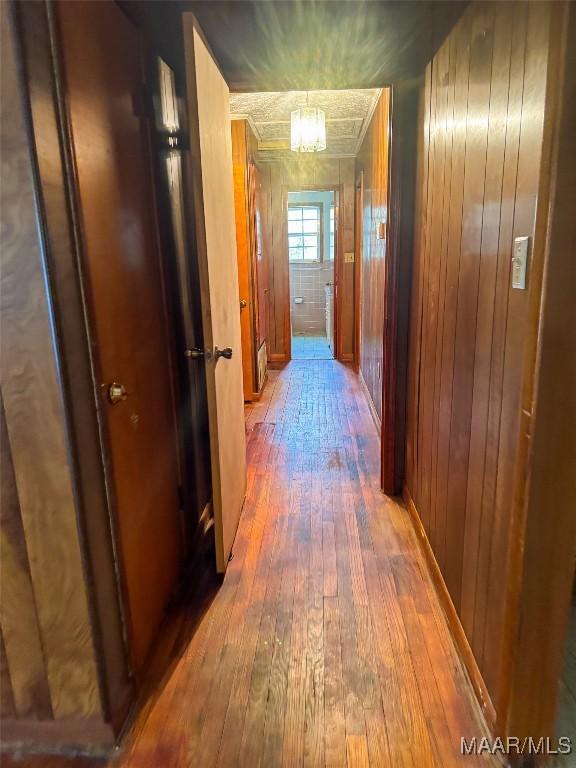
[184, 17, 247, 572]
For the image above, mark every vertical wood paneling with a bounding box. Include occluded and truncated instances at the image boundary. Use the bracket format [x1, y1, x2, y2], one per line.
[0, 2, 101, 720]
[356, 90, 391, 422]
[0, 631, 15, 718]
[461, 0, 514, 645]
[264, 158, 355, 363]
[0, 398, 52, 719]
[444, 4, 494, 610]
[483, 0, 552, 702]
[405, 0, 557, 719]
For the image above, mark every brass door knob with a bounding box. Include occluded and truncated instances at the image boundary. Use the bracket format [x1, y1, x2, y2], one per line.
[214, 346, 233, 361]
[108, 382, 127, 404]
[239, 298, 248, 309]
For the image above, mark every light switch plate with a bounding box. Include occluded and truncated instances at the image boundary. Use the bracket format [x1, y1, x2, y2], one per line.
[512, 236, 530, 290]
[377, 222, 386, 240]
[344, 252, 355, 264]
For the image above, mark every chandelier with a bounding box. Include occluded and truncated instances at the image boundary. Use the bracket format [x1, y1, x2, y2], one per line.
[290, 106, 326, 153]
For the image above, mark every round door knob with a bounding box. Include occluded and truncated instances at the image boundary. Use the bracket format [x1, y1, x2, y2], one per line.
[239, 298, 248, 309]
[214, 346, 233, 361]
[108, 382, 127, 404]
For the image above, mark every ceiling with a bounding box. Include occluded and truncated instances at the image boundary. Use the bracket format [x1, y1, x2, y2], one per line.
[186, 1, 466, 91]
[230, 88, 381, 160]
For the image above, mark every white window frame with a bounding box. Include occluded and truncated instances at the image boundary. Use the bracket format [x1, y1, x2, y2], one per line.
[287, 204, 322, 262]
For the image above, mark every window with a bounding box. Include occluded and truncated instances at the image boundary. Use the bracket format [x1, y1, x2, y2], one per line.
[288, 205, 321, 261]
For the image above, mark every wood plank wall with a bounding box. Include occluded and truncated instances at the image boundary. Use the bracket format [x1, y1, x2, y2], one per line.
[261, 157, 355, 362]
[356, 91, 390, 424]
[0, 2, 105, 739]
[405, 0, 561, 725]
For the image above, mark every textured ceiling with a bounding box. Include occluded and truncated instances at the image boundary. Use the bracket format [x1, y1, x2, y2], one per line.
[230, 89, 381, 160]
[185, 1, 467, 91]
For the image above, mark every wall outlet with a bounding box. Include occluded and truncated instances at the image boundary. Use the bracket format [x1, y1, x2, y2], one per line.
[344, 252, 355, 264]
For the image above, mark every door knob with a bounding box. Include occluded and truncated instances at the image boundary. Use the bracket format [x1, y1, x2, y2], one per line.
[239, 298, 248, 309]
[214, 346, 233, 361]
[184, 347, 205, 359]
[108, 382, 128, 404]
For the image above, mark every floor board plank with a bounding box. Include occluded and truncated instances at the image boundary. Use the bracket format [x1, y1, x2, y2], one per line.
[8, 361, 495, 768]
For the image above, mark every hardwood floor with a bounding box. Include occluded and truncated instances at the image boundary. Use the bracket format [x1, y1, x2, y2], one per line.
[556, 599, 576, 767]
[4, 361, 495, 767]
[118, 360, 493, 767]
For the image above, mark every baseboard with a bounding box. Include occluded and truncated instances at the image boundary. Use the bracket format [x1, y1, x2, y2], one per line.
[358, 368, 381, 435]
[402, 486, 497, 731]
[0, 717, 115, 755]
[247, 369, 268, 403]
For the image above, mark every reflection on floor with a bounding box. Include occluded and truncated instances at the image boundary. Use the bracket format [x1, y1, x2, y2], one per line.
[291, 334, 333, 360]
[113, 360, 493, 767]
[556, 598, 576, 766]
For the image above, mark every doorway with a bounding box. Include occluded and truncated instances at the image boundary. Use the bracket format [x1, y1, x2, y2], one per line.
[288, 190, 336, 360]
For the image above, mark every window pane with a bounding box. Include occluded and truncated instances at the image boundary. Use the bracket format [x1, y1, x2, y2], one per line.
[288, 221, 303, 234]
[304, 247, 318, 260]
[289, 235, 303, 248]
[289, 248, 302, 260]
[304, 235, 317, 247]
[303, 219, 318, 233]
[302, 206, 319, 219]
[288, 208, 301, 220]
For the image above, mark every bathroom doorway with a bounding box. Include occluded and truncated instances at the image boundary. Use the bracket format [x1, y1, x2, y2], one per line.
[288, 189, 336, 360]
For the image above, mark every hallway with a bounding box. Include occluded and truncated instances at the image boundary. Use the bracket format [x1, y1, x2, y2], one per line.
[118, 362, 492, 768]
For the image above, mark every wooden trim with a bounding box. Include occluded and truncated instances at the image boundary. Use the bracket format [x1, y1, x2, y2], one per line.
[381, 91, 397, 495]
[280, 185, 292, 361]
[0, 718, 115, 753]
[2, 0, 105, 724]
[403, 486, 497, 731]
[334, 185, 344, 363]
[500, 0, 576, 741]
[353, 175, 363, 372]
[268, 353, 290, 364]
[29, 0, 132, 719]
[382, 82, 419, 496]
[284, 183, 344, 362]
[359, 369, 381, 436]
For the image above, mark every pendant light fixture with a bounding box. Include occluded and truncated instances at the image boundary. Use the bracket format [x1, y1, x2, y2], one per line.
[290, 93, 326, 153]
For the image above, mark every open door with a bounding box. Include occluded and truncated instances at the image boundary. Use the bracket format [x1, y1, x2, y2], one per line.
[183, 18, 247, 573]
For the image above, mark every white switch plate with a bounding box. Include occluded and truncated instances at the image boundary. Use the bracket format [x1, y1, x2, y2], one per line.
[344, 252, 355, 264]
[512, 236, 530, 290]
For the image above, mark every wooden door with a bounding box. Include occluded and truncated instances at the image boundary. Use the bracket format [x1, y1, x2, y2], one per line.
[231, 120, 254, 402]
[252, 162, 269, 352]
[57, 0, 182, 671]
[184, 18, 247, 573]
